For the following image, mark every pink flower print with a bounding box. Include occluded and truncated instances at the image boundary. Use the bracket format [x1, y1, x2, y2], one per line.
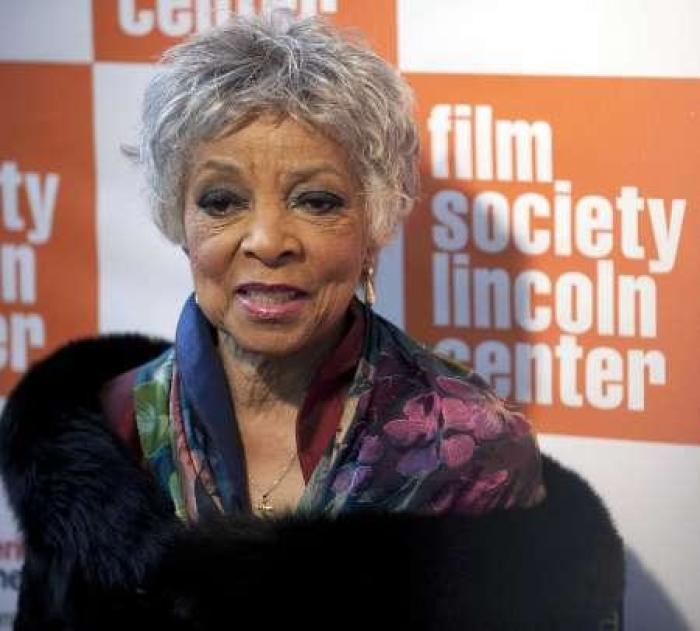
[455, 469, 509, 515]
[383, 393, 439, 448]
[439, 434, 475, 469]
[473, 408, 505, 441]
[508, 412, 533, 438]
[357, 435, 384, 465]
[441, 397, 478, 433]
[397, 443, 439, 476]
[438, 376, 508, 441]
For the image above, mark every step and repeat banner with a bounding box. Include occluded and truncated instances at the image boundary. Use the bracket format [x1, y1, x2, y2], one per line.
[407, 74, 698, 445]
[1, 1, 699, 628]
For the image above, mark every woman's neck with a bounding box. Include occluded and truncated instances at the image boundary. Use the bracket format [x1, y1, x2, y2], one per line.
[217, 326, 344, 420]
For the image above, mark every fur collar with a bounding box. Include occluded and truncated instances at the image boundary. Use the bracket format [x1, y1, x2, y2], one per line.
[0, 336, 624, 630]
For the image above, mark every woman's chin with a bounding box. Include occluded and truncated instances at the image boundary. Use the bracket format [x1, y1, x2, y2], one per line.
[219, 298, 348, 360]
[222, 322, 314, 359]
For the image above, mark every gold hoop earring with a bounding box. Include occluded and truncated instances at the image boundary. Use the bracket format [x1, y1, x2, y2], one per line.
[363, 266, 376, 308]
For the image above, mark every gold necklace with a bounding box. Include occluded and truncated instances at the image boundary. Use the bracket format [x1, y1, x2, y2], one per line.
[252, 452, 298, 515]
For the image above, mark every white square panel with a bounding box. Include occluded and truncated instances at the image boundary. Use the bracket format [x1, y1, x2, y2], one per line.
[0, 0, 93, 63]
[399, 0, 700, 78]
[93, 62, 192, 339]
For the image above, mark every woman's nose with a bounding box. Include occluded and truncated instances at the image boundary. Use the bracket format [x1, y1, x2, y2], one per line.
[240, 205, 301, 266]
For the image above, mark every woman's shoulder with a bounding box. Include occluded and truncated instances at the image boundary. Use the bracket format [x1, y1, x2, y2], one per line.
[365, 307, 530, 435]
[348, 310, 546, 515]
[2, 334, 170, 415]
[0, 334, 171, 469]
[0, 334, 172, 537]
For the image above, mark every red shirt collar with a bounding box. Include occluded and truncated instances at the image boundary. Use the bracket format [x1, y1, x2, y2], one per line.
[296, 300, 366, 481]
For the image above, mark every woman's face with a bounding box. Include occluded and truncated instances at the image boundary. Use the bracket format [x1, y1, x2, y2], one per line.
[183, 114, 367, 358]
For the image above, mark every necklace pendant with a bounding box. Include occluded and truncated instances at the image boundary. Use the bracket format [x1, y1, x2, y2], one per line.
[252, 452, 297, 516]
[257, 495, 274, 515]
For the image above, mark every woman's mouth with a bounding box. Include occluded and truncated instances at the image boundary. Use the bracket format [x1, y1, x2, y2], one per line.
[235, 283, 309, 320]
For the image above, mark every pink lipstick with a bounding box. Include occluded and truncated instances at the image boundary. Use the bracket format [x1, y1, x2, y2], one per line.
[235, 283, 309, 320]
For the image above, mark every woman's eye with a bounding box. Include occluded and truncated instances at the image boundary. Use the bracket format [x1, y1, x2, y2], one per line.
[292, 191, 345, 214]
[196, 189, 248, 216]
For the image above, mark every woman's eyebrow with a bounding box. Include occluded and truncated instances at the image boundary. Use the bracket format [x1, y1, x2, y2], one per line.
[194, 160, 346, 182]
[196, 158, 243, 177]
[286, 165, 349, 184]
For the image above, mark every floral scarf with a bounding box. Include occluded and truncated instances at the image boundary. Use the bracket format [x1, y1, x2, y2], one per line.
[133, 297, 544, 521]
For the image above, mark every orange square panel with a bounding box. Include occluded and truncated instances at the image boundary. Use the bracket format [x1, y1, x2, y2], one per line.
[94, 0, 396, 63]
[0, 64, 97, 399]
[404, 73, 700, 444]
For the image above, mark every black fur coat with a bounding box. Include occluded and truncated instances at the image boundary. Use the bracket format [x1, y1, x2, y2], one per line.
[0, 336, 624, 630]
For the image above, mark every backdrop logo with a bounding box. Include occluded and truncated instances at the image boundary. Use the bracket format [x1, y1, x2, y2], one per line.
[0, 161, 56, 377]
[0, 65, 97, 405]
[94, 0, 396, 63]
[116, 0, 337, 38]
[406, 74, 700, 444]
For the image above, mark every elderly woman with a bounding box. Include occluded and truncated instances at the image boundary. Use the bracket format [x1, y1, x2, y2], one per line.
[1, 13, 623, 631]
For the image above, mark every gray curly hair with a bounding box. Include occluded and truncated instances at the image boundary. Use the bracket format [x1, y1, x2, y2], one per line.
[130, 11, 419, 250]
